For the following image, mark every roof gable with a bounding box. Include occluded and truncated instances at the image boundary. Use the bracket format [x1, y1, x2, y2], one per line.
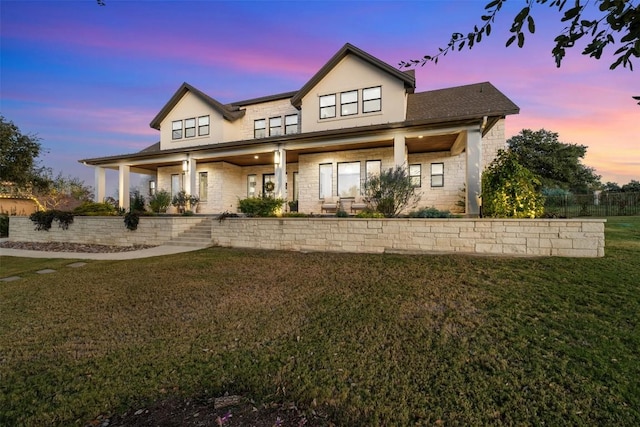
[290, 43, 415, 107]
[149, 82, 244, 130]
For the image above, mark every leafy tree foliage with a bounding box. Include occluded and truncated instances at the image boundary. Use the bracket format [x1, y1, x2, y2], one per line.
[482, 149, 545, 218]
[0, 116, 49, 190]
[363, 165, 421, 217]
[34, 172, 93, 211]
[622, 179, 640, 192]
[507, 129, 601, 193]
[401, 0, 639, 102]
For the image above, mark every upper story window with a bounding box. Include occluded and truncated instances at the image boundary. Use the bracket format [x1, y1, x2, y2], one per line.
[363, 86, 382, 113]
[185, 118, 196, 138]
[319, 94, 336, 119]
[254, 119, 266, 138]
[198, 115, 209, 136]
[285, 114, 299, 134]
[269, 117, 282, 136]
[340, 90, 358, 116]
[172, 120, 183, 139]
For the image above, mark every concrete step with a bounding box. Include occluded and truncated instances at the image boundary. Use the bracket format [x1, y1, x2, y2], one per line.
[166, 218, 213, 247]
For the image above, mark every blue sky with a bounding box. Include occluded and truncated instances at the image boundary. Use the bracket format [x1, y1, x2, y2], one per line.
[1, 0, 638, 193]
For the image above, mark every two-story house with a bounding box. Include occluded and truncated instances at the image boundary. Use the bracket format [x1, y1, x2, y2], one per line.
[81, 43, 519, 216]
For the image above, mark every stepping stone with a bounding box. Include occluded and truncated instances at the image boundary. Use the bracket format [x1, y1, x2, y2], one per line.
[36, 269, 57, 274]
[1, 276, 21, 282]
[67, 262, 87, 268]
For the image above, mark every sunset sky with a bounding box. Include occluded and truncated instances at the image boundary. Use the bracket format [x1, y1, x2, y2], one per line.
[1, 0, 638, 193]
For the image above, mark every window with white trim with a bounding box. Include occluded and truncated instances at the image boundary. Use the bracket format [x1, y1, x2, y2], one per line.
[254, 119, 266, 138]
[365, 160, 381, 182]
[198, 115, 209, 136]
[285, 114, 299, 134]
[340, 90, 358, 116]
[185, 118, 196, 138]
[431, 163, 444, 187]
[199, 172, 208, 202]
[319, 163, 332, 199]
[171, 173, 182, 198]
[319, 94, 336, 119]
[269, 117, 282, 136]
[172, 120, 183, 139]
[247, 174, 257, 197]
[363, 86, 382, 113]
[338, 161, 360, 197]
[409, 164, 421, 188]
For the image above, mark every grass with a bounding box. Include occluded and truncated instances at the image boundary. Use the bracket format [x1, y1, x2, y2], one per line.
[1, 217, 639, 425]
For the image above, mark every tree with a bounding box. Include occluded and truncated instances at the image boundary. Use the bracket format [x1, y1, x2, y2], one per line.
[602, 181, 622, 192]
[507, 129, 601, 193]
[33, 172, 93, 211]
[0, 116, 49, 190]
[482, 149, 545, 218]
[363, 165, 421, 217]
[400, 0, 639, 101]
[622, 179, 640, 192]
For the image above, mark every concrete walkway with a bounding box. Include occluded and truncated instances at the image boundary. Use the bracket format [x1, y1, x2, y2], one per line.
[0, 241, 208, 260]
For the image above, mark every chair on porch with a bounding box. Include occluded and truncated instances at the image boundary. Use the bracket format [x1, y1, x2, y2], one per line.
[350, 197, 368, 213]
[321, 197, 339, 213]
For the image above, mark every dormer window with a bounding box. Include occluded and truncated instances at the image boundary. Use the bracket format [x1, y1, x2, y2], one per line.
[172, 120, 183, 139]
[340, 90, 358, 116]
[319, 94, 336, 119]
[363, 86, 382, 113]
[185, 118, 196, 138]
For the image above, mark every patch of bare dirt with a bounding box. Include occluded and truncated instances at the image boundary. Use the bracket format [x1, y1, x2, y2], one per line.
[87, 395, 332, 427]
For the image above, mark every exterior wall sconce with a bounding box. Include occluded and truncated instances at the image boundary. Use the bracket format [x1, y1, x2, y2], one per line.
[274, 150, 281, 166]
[182, 160, 189, 172]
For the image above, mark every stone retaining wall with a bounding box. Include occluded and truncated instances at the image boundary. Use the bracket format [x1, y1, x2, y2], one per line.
[8, 216, 204, 247]
[8, 216, 606, 258]
[212, 218, 605, 258]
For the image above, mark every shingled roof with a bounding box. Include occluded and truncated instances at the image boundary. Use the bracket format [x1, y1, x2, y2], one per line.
[406, 82, 519, 122]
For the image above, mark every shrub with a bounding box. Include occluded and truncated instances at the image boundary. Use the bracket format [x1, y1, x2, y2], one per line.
[282, 212, 308, 217]
[149, 190, 171, 213]
[73, 201, 118, 216]
[0, 214, 8, 237]
[29, 210, 74, 231]
[355, 210, 385, 218]
[238, 196, 284, 217]
[130, 190, 146, 213]
[363, 165, 421, 217]
[482, 149, 545, 218]
[335, 209, 349, 218]
[123, 210, 139, 231]
[409, 207, 453, 218]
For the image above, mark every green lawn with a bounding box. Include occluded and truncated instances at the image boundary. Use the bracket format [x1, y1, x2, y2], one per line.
[1, 217, 639, 425]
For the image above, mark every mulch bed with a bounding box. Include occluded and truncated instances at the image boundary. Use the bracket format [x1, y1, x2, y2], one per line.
[0, 241, 156, 253]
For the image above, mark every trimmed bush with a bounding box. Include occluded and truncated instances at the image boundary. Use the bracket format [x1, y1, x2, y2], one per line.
[73, 201, 118, 216]
[29, 210, 74, 231]
[0, 214, 8, 237]
[238, 196, 285, 217]
[409, 207, 453, 218]
[149, 190, 171, 213]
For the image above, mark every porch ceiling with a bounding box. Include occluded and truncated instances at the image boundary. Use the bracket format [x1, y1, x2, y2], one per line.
[405, 134, 458, 153]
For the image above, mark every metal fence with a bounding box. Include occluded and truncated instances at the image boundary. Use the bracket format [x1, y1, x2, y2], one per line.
[544, 192, 640, 218]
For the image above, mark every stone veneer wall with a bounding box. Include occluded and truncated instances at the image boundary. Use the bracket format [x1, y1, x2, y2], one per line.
[8, 216, 204, 247]
[212, 218, 605, 258]
[8, 216, 606, 258]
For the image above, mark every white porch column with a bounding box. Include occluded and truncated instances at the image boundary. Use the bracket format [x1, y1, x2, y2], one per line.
[466, 127, 482, 217]
[94, 167, 106, 203]
[274, 147, 287, 200]
[184, 158, 197, 196]
[393, 134, 406, 167]
[118, 165, 130, 211]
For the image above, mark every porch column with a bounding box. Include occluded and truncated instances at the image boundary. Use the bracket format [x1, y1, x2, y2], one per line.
[393, 134, 406, 167]
[118, 164, 130, 211]
[184, 158, 197, 196]
[466, 127, 482, 217]
[274, 146, 287, 200]
[94, 167, 106, 203]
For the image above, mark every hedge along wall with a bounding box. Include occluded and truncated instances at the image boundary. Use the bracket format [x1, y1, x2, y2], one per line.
[8, 216, 205, 247]
[212, 218, 605, 258]
[8, 216, 606, 258]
